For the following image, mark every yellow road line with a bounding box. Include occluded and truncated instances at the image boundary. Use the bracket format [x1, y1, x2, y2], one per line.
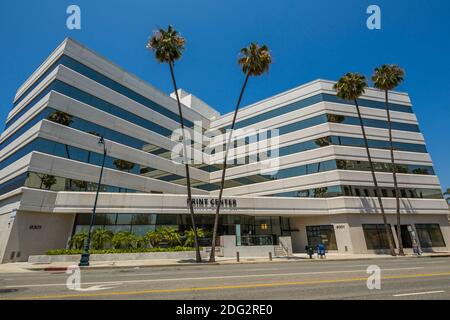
[4, 271, 450, 300]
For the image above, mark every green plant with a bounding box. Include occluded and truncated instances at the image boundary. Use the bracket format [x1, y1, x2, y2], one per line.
[145, 229, 164, 247]
[158, 227, 181, 247]
[111, 231, 138, 249]
[91, 228, 113, 250]
[135, 236, 149, 249]
[46, 246, 195, 255]
[69, 232, 88, 250]
[184, 228, 205, 247]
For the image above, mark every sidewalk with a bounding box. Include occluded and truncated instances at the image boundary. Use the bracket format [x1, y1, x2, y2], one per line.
[1, 252, 449, 273]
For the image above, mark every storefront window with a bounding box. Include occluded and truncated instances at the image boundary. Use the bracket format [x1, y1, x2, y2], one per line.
[415, 224, 446, 248]
[306, 225, 337, 250]
[362, 224, 396, 250]
[72, 213, 291, 245]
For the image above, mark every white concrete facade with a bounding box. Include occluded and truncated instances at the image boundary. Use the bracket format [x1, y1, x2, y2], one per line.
[0, 38, 449, 263]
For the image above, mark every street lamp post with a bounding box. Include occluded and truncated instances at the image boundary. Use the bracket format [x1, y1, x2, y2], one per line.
[79, 136, 107, 267]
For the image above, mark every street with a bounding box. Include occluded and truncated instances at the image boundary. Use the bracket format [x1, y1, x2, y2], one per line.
[0, 257, 449, 300]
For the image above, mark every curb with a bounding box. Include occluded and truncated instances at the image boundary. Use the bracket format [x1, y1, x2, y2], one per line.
[21, 254, 450, 272]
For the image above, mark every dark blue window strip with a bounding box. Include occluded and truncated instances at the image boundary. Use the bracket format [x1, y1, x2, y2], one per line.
[210, 113, 420, 155]
[5, 81, 55, 130]
[0, 107, 171, 157]
[4, 80, 173, 137]
[0, 138, 201, 189]
[0, 173, 28, 196]
[13, 56, 64, 108]
[218, 93, 413, 131]
[11, 55, 190, 127]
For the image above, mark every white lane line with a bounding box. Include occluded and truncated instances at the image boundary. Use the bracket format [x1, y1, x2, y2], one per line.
[393, 290, 445, 297]
[244, 268, 281, 272]
[422, 261, 450, 264]
[2, 267, 423, 289]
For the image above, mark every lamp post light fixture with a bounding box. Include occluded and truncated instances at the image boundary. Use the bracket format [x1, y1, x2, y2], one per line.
[79, 136, 107, 267]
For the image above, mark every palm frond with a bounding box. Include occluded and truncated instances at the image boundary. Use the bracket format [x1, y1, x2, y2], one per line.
[372, 64, 405, 90]
[333, 73, 368, 100]
[238, 42, 272, 76]
[146, 25, 185, 63]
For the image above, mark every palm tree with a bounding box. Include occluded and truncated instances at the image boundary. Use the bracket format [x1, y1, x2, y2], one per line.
[91, 228, 113, 250]
[184, 228, 205, 247]
[159, 227, 182, 247]
[69, 232, 88, 250]
[146, 229, 164, 248]
[112, 231, 138, 250]
[372, 64, 405, 256]
[334, 73, 396, 256]
[209, 43, 272, 262]
[147, 26, 201, 262]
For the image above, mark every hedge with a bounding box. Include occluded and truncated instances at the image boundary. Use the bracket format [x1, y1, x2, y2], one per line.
[46, 246, 196, 255]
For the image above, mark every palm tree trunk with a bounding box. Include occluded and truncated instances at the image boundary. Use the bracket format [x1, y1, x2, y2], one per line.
[384, 90, 404, 256]
[65, 145, 72, 189]
[209, 73, 250, 262]
[168, 61, 202, 263]
[354, 99, 396, 256]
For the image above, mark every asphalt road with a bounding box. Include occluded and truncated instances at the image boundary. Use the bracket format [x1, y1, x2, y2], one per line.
[0, 257, 450, 300]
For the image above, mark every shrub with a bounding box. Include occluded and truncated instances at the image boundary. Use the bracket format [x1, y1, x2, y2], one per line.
[135, 236, 149, 249]
[145, 229, 163, 247]
[91, 228, 113, 250]
[158, 227, 181, 247]
[46, 246, 195, 255]
[69, 232, 88, 250]
[111, 231, 138, 249]
[184, 228, 205, 247]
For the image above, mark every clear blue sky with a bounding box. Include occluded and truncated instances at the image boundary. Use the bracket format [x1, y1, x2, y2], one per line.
[0, 0, 449, 190]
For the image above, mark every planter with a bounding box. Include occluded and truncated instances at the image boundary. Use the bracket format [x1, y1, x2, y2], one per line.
[28, 250, 199, 264]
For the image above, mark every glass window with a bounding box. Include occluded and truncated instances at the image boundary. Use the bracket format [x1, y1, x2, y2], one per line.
[306, 225, 337, 250]
[362, 224, 396, 250]
[0, 173, 28, 196]
[415, 224, 446, 248]
[116, 214, 133, 225]
[214, 93, 412, 132]
[132, 214, 157, 225]
[132, 225, 155, 236]
[255, 216, 271, 235]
